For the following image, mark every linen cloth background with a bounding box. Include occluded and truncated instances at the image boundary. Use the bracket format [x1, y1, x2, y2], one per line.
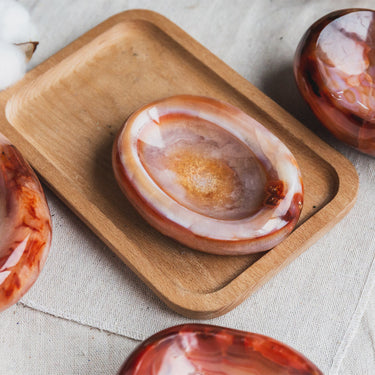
[2, 0, 375, 374]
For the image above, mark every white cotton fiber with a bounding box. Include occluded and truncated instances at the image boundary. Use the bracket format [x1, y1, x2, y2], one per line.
[0, 40, 26, 89]
[0, 0, 36, 43]
[0, 0, 37, 90]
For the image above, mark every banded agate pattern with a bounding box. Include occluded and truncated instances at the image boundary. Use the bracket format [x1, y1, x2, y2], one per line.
[295, 9, 375, 155]
[113, 96, 303, 255]
[119, 324, 323, 375]
[0, 133, 51, 311]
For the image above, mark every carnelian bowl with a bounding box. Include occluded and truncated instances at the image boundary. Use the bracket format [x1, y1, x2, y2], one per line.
[294, 9, 375, 156]
[118, 324, 323, 375]
[112, 96, 303, 255]
[0, 133, 52, 311]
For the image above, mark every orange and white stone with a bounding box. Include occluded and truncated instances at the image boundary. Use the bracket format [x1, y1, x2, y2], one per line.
[295, 9, 375, 155]
[113, 96, 303, 255]
[119, 324, 322, 375]
[0, 133, 51, 311]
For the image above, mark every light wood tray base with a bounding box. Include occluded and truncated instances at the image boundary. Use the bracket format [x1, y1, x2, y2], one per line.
[0, 10, 358, 318]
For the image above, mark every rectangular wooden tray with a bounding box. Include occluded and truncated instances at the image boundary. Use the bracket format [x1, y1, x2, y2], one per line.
[0, 10, 358, 318]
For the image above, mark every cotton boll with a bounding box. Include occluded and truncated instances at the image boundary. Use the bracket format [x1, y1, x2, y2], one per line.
[0, 40, 26, 90]
[0, 0, 37, 43]
[0, 0, 38, 90]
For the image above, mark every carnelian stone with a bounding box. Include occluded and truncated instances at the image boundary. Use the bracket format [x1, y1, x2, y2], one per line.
[112, 96, 303, 255]
[0, 133, 52, 311]
[119, 324, 323, 375]
[294, 9, 375, 156]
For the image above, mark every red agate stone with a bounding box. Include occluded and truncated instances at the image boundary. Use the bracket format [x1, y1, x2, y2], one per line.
[113, 96, 303, 255]
[118, 324, 323, 375]
[294, 9, 375, 156]
[0, 133, 52, 311]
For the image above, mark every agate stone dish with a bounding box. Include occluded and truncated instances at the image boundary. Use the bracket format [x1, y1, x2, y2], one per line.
[113, 95, 303, 255]
[0, 133, 51, 311]
[295, 9, 375, 156]
[118, 324, 323, 375]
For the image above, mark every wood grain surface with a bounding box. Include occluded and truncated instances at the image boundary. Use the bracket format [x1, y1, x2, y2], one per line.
[0, 10, 358, 318]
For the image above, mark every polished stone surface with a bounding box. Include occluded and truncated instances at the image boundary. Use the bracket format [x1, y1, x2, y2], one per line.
[295, 9, 375, 156]
[119, 324, 323, 375]
[0, 133, 51, 311]
[113, 95, 303, 255]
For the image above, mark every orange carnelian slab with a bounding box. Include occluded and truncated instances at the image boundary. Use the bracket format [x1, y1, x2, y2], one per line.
[119, 324, 323, 375]
[295, 9, 375, 156]
[0, 133, 51, 311]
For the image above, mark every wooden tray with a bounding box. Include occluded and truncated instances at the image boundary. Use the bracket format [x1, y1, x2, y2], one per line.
[0, 10, 358, 318]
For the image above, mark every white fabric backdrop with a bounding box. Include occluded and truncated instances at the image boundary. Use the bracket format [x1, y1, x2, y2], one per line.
[1, 1, 375, 374]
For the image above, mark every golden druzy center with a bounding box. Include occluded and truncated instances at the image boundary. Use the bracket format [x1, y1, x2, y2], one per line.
[169, 149, 239, 208]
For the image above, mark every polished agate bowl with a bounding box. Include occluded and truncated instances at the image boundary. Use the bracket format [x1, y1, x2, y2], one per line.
[113, 96, 303, 255]
[0, 133, 52, 311]
[118, 324, 323, 375]
[295, 9, 375, 156]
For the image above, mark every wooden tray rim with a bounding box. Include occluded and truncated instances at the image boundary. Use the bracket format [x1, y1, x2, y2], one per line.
[0, 9, 358, 318]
